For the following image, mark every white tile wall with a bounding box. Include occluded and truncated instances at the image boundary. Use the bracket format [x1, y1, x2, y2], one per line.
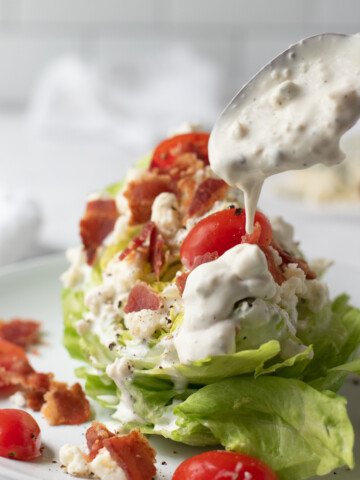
[168, 0, 304, 25]
[0, 0, 358, 107]
[12, 0, 158, 25]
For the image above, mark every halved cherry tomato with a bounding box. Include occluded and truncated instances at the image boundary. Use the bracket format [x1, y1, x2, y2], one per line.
[150, 132, 210, 169]
[0, 338, 29, 388]
[0, 409, 42, 460]
[180, 207, 272, 269]
[172, 451, 279, 480]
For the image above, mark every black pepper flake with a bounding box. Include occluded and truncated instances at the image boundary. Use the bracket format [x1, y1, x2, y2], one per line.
[228, 204, 235, 209]
[243, 336, 247, 340]
[118, 300, 122, 308]
[52, 460, 57, 463]
[31, 433, 35, 439]
[161, 461, 167, 465]
[108, 342, 116, 351]
[234, 208, 243, 216]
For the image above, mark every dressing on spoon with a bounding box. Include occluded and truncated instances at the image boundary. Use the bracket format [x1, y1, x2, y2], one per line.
[209, 33, 360, 233]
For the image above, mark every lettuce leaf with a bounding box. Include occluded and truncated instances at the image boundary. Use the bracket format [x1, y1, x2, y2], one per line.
[173, 376, 354, 480]
[135, 340, 280, 385]
[298, 295, 360, 390]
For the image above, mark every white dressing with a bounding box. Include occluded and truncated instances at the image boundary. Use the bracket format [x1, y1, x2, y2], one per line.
[209, 34, 360, 232]
[174, 243, 276, 363]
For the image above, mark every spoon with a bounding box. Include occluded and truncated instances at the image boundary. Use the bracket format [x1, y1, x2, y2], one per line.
[208, 33, 360, 232]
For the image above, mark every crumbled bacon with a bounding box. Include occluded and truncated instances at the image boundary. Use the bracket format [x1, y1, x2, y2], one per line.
[103, 430, 157, 480]
[260, 246, 287, 285]
[177, 176, 198, 209]
[119, 221, 155, 261]
[241, 222, 262, 245]
[24, 372, 53, 411]
[176, 251, 219, 296]
[123, 172, 174, 225]
[68, 424, 157, 479]
[276, 246, 317, 280]
[124, 282, 161, 313]
[0, 318, 40, 350]
[186, 178, 229, 219]
[0, 335, 90, 425]
[41, 382, 90, 426]
[0, 338, 33, 388]
[149, 226, 166, 280]
[155, 153, 205, 181]
[192, 251, 219, 269]
[80, 198, 118, 265]
[86, 422, 115, 461]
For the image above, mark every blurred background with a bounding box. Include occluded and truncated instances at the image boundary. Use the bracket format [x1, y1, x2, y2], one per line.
[0, 0, 359, 267]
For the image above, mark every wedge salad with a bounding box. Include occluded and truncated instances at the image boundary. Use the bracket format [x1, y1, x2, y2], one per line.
[62, 127, 360, 480]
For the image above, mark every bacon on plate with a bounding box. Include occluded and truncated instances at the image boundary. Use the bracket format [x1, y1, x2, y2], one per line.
[86, 422, 115, 461]
[41, 381, 90, 426]
[0, 318, 40, 350]
[103, 430, 157, 480]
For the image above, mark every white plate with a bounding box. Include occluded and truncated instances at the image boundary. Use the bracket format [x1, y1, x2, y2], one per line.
[0, 254, 359, 480]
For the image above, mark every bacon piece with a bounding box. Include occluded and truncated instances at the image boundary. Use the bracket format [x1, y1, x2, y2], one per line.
[0, 338, 32, 388]
[24, 372, 53, 411]
[276, 247, 316, 280]
[192, 251, 219, 269]
[86, 422, 115, 461]
[261, 246, 287, 285]
[177, 176, 198, 209]
[41, 382, 90, 426]
[176, 251, 219, 296]
[176, 272, 189, 296]
[241, 222, 262, 245]
[0, 318, 40, 349]
[103, 430, 157, 480]
[80, 198, 118, 265]
[119, 221, 155, 261]
[149, 226, 166, 280]
[153, 153, 205, 182]
[186, 178, 229, 219]
[0, 337, 53, 409]
[124, 172, 174, 225]
[124, 282, 161, 314]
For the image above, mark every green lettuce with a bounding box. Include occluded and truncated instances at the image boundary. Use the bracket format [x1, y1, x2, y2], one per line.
[173, 376, 354, 480]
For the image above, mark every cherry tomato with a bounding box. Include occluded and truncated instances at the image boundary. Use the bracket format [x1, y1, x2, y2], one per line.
[150, 132, 210, 169]
[180, 207, 272, 269]
[0, 409, 42, 460]
[0, 338, 29, 388]
[172, 451, 279, 480]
